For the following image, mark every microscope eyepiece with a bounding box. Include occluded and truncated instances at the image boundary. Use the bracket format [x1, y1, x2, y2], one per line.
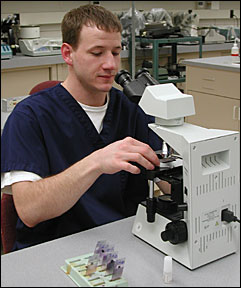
[114, 68, 159, 104]
[114, 69, 132, 87]
[134, 68, 150, 79]
[135, 68, 159, 85]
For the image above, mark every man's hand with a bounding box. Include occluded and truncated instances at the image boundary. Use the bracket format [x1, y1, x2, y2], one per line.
[95, 136, 160, 175]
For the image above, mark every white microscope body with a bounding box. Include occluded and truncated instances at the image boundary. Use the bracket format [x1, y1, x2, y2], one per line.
[132, 84, 240, 270]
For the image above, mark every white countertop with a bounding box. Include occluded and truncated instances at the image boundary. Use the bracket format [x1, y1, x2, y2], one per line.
[1, 216, 240, 287]
[1, 53, 66, 69]
[182, 55, 240, 72]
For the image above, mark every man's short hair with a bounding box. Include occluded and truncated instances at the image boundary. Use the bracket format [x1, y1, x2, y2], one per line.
[61, 4, 122, 50]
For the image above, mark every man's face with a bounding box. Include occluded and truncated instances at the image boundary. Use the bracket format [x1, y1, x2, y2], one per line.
[71, 25, 122, 94]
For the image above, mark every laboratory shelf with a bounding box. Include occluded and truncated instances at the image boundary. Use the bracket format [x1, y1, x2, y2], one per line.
[129, 36, 203, 83]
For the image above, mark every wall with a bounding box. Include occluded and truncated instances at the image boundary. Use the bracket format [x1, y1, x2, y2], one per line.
[1, 1, 240, 39]
[1, 1, 240, 13]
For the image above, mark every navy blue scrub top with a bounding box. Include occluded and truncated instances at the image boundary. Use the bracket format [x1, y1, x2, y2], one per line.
[1, 83, 163, 251]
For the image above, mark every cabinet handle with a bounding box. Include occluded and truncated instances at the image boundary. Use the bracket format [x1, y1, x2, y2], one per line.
[202, 78, 215, 90]
[233, 106, 240, 120]
[202, 86, 214, 90]
[202, 77, 215, 81]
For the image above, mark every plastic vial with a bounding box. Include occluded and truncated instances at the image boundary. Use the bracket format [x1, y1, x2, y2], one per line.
[231, 38, 240, 64]
[163, 256, 172, 283]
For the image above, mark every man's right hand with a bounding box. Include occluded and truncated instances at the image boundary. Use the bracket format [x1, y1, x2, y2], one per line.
[95, 136, 160, 175]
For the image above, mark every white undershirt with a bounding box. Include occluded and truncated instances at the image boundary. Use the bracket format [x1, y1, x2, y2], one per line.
[1, 94, 109, 194]
[78, 93, 109, 134]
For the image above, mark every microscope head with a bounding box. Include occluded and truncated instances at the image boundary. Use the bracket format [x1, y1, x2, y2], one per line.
[139, 83, 195, 126]
[115, 68, 195, 126]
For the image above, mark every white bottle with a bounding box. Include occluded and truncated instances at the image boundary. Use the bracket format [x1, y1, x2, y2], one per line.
[163, 256, 173, 283]
[231, 38, 240, 64]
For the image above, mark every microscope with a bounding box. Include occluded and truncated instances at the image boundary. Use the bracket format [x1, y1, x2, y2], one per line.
[1, 14, 20, 56]
[115, 69, 240, 270]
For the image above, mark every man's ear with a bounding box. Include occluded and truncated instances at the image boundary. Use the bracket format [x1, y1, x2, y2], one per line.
[61, 43, 73, 66]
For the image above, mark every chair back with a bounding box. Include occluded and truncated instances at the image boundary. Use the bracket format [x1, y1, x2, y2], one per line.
[29, 80, 61, 95]
[1, 194, 18, 254]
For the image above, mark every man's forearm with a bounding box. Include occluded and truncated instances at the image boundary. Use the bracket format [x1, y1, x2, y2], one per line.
[12, 151, 102, 228]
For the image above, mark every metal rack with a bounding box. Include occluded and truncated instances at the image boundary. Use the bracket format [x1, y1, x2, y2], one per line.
[129, 36, 203, 84]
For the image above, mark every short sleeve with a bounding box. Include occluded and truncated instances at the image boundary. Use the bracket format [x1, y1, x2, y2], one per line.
[1, 109, 50, 178]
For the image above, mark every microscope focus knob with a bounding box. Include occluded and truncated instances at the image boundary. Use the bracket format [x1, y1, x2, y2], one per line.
[161, 221, 187, 245]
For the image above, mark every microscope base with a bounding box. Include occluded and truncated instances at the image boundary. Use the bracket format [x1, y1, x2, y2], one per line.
[132, 203, 239, 270]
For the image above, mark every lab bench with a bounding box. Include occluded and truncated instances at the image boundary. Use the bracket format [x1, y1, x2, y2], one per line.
[1, 216, 240, 287]
[1, 43, 233, 99]
[183, 55, 240, 131]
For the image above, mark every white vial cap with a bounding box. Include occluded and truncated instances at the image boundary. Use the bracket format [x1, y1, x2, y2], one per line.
[163, 256, 172, 283]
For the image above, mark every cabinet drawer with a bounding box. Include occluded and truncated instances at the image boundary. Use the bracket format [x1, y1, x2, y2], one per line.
[1, 66, 51, 99]
[186, 66, 240, 99]
[186, 90, 240, 131]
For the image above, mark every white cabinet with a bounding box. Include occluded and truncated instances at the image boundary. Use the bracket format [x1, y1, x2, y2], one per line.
[1, 64, 60, 99]
[185, 64, 240, 131]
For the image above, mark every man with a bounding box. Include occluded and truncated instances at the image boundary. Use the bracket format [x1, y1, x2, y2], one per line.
[1, 4, 170, 251]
